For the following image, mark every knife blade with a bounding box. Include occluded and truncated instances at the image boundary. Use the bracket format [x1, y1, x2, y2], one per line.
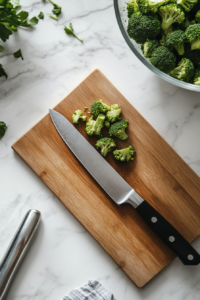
[49, 109, 200, 265]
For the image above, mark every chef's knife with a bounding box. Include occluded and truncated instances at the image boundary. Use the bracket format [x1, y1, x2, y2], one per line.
[49, 109, 200, 265]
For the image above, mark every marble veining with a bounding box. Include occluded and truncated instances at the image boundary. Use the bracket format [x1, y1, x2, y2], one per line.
[0, 0, 200, 299]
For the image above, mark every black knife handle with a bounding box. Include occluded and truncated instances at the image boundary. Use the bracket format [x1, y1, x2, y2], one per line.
[136, 200, 200, 265]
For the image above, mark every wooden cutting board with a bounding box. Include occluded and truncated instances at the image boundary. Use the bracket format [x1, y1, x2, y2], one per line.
[12, 70, 200, 287]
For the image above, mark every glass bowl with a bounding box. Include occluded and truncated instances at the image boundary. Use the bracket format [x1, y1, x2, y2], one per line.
[114, 0, 200, 92]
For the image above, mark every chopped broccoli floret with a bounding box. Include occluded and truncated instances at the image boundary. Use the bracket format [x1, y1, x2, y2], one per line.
[185, 24, 200, 50]
[138, 0, 173, 14]
[109, 120, 129, 140]
[184, 43, 200, 65]
[72, 110, 87, 124]
[105, 120, 111, 128]
[113, 146, 135, 162]
[0, 122, 7, 139]
[95, 137, 116, 157]
[170, 58, 194, 82]
[195, 10, 200, 22]
[141, 39, 160, 57]
[91, 100, 110, 117]
[158, 4, 185, 30]
[127, 0, 140, 17]
[177, 0, 198, 12]
[166, 30, 186, 55]
[150, 46, 176, 73]
[85, 114, 105, 136]
[106, 104, 121, 123]
[127, 12, 161, 44]
[84, 107, 88, 112]
[193, 68, 200, 84]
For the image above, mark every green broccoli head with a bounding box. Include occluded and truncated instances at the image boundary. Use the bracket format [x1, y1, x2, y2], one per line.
[141, 39, 160, 57]
[95, 137, 116, 157]
[195, 10, 200, 23]
[91, 100, 110, 117]
[127, 12, 161, 44]
[109, 120, 129, 140]
[150, 46, 176, 73]
[72, 110, 87, 124]
[177, 0, 198, 12]
[158, 4, 185, 31]
[184, 43, 200, 65]
[170, 58, 194, 82]
[0, 121, 7, 139]
[185, 24, 200, 50]
[94, 113, 106, 136]
[113, 146, 135, 162]
[105, 120, 111, 128]
[85, 114, 105, 136]
[85, 115, 96, 136]
[138, 0, 173, 14]
[193, 68, 200, 84]
[127, 0, 140, 18]
[106, 104, 121, 123]
[166, 30, 186, 55]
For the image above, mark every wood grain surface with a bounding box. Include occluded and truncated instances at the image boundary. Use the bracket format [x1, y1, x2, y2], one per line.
[12, 70, 200, 287]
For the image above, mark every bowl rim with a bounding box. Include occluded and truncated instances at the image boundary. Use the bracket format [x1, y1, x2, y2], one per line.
[113, 0, 200, 92]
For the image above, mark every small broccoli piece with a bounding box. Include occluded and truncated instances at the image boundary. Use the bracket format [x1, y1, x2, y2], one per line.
[150, 46, 176, 73]
[91, 100, 110, 117]
[113, 146, 135, 162]
[127, 12, 161, 44]
[158, 4, 185, 31]
[85, 114, 105, 136]
[109, 120, 129, 140]
[170, 58, 194, 82]
[84, 107, 88, 112]
[141, 39, 160, 57]
[95, 137, 116, 157]
[105, 120, 111, 128]
[0, 122, 7, 139]
[138, 0, 173, 14]
[72, 110, 87, 124]
[193, 68, 200, 84]
[177, 0, 198, 12]
[166, 30, 186, 55]
[196, 10, 200, 23]
[184, 43, 200, 65]
[185, 24, 200, 50]
[106, 104, 121, 123]
[127, 0, 140, 18]
[85, 115, 96, 136]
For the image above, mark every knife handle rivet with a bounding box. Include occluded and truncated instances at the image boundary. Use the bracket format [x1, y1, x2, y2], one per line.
[169, 236, 175, 242]
[151, 217, 157, 223]
[187, 254, 194, 261]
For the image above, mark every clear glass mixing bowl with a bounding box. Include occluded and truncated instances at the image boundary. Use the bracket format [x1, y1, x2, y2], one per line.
[114, 0, 200, 92]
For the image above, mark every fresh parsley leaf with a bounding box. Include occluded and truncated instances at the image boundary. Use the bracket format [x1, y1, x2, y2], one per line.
[38, 11, 44, 19]
[21, 16, 39, 27]
[0, 24, 12, 42]
[0, 122, 7, 139]
[13, 48, 23, 60]
[0, 45, 4, 52]
[0, 64, 7, 78]
[49, 0, 61, 17]
[49, 13, 58, 20]
[64, 23, 83, 43]
[17, 11, 29, 22]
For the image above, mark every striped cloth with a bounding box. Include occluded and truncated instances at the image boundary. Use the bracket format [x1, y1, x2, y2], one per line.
[62, 279, 116, 300]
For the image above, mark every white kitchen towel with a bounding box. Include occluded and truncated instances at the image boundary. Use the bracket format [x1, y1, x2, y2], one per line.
[62, 279, 116, 300]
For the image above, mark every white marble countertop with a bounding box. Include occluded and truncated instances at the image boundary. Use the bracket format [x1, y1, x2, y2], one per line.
[0, 0, 200, 299]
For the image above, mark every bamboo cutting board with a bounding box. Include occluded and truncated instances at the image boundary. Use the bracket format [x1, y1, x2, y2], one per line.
[12, 70, 200, 287]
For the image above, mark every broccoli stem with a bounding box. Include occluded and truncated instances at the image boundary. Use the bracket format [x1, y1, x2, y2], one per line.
[162, 17, 174, 31]
[175, 43, 185, 55]
[101, 145, 110, 157]
[191, 37, 200, 50]
[119, 131, 128, 140]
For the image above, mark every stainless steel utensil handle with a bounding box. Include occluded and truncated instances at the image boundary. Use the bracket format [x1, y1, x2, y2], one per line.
[0, 209, 41, 300]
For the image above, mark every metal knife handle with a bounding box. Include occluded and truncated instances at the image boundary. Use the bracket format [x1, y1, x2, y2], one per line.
[133, 200, 200, 265]
[0, 209, 41, 300]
